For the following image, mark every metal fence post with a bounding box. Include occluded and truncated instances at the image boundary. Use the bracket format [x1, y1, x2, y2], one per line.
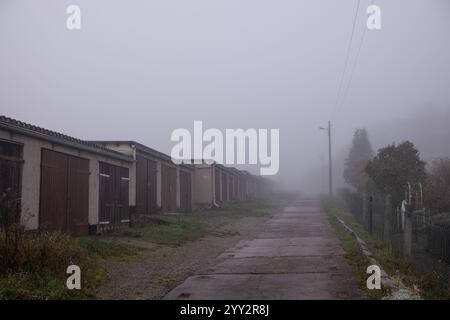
[383, 195, 391, 242]
[369, 196, 373, 235]
[404, 208, 412, 257]
[362, 192, 367, 227]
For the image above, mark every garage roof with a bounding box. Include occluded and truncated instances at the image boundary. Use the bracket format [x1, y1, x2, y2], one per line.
[0, 115, 133, 162]
[91, 140, 195, 170]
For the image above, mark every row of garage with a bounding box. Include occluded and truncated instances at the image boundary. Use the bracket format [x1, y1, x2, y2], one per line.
[0, 116, 266, 235]
[92, 141, 196, 217]
[194, 163, 260, 207]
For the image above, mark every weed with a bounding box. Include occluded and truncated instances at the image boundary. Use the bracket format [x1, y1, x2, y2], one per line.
[0, 232, 140, 299]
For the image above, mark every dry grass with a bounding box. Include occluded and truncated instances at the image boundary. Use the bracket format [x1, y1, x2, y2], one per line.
[0, 231, 140, 299]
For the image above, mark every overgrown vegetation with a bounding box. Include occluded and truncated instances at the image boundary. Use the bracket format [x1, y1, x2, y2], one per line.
[322, 196, 449, 299]
[339, 128, 450, 299]
[327, 213, 383, 299]
[0, 189, 140, 300]
[343, 128, 374, 191]
[425, 158, 450, 214]
[0, 233, 141, 300]
[122, 201, 275, 247]
[0, 193, 272, 299]
[366, 141, 426, 205]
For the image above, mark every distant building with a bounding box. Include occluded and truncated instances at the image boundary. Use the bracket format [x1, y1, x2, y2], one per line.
[192, 162, 261, 208]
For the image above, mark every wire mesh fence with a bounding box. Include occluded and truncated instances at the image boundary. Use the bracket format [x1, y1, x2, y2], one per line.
[342, 190, 450, 296]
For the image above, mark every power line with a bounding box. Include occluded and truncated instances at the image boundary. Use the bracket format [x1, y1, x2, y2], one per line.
[332, 0, 362, 117]
[336, 14, 367, 113]
[336, 0, 374, 114]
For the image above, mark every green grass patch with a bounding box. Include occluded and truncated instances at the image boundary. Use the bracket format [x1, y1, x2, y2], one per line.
[0, 233, 141, 300]
[74, 237, 142, 262]
[127, 201, 275, 247]
[136, 217, 207, 246]
[327, 213, 383, 299]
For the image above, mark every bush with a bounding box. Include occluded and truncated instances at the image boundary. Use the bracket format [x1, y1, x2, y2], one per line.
[425, 158, 450, 214]
[0, 188, 24, 272]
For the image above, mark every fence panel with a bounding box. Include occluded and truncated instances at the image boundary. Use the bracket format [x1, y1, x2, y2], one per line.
[343, 191, 450, 295]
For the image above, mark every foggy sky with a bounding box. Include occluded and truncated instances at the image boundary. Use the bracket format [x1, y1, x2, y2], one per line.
[1, 1, 450, 195]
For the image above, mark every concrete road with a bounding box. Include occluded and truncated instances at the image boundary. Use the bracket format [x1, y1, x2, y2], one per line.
[164, 200, 363, 300]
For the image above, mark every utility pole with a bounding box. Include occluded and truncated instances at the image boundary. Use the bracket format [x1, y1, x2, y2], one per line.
[321, 152, 325, 194]
[320, 121, 333, 197]
[327, 121, 333, 197]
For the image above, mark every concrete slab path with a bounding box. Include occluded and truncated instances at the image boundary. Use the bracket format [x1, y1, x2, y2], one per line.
[164, 200, 363, 300]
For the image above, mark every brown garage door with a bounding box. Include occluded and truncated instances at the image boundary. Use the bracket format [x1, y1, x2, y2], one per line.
[0, 140, 23, 225]
[99, 162, 129, 228]
[240, 178, 246, 200]
[234, 176, 239, 201]
[40, 149, 89, 234]
[179, 170, 192, 213]
[161, 164, 177, 212]
[229, 175, 234, 201]
[214, 168, 221, 203]
[135, 155, 157, 214]
[221, 172, 228, 202]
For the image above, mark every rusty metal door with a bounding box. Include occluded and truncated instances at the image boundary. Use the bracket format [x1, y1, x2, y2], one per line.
[67, 156, 89, 234]
[179, 170, 186, 212]
[40, 150, 68, 232]
[234, 176, 239, 201]
[40, 149, 89, 234]
[179, 170, 192, 213]
[136, 155, 157, 214]
[161, 164, 177, 212]
[135, 155, 147, 214]
[240, 178, 245, 200]
[221, 171, 227, 202]
[229, 175, 234, 201]
[161, 165, 168, 211]
[186, 171, 192, 212]
[214, 168, 221, 203]
[0, 140, 23, 225]
[146, 159, 157, 213]
[117, 166, 130, 223]
[99, 162, 129, 228]
[171, 167, 177, 211]
[99, 163, 114, 224]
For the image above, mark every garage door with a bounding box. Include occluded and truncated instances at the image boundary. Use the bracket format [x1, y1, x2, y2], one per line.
[0, 140, 23, 225]
[234, 176, 239, 200]
[240, 178, 246, 200]
[214, 168, 221, 203]
[136, 155, 157, 214]
[161, 164, 177, 212]
[40, 149, 89, 234]
[229, 175, 234, 201]
[99, 162, 129, 228]
[221, 172, 228, 202]
[179, 170, 192, 213]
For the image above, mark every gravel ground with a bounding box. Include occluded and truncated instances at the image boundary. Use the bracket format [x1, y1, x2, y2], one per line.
[95, 215, 271, 300]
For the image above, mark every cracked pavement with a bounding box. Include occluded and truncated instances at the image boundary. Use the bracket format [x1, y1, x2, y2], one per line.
[164, 200, 363, 300]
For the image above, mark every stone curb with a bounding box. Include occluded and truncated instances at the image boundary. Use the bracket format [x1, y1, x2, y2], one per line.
[334, 215, 394, 292]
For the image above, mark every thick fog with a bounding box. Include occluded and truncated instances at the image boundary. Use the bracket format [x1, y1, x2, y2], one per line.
[1, 1, 449, 196]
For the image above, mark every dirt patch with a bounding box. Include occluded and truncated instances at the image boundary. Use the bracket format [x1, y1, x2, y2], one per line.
[95, 215, 272, 300]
